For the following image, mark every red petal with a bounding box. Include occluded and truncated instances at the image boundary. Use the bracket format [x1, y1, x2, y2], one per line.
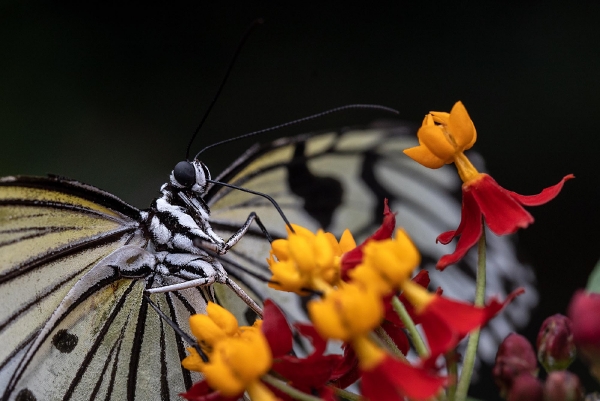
[508, 174, 574, 206]
[469, 174, 533, 235]
[180, 381, 240, 401]
[295, 323, 327, 357]
[436, 189, 483, 270]
[330, 345, 360, 388]
[369, 198, 396, 241]
[362, 356, 448, 400]
[273, 354, 343, 390]
[340, 199, 396, 279]
[271, 323, 344, 390]
[420, 289, 525, 361]
[261, 300, 293, 357]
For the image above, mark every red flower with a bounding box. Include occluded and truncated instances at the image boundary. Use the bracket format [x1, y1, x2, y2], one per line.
[436, 173, 573, 270]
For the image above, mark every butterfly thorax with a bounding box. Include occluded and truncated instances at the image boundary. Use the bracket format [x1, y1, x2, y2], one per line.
[142, 160, 226, 255]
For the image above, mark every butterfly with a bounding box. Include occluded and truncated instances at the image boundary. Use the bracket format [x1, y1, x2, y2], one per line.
[0, 121, 538, 401]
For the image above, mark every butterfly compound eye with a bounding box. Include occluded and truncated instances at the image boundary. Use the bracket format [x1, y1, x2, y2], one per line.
[173, 161, 196, 187]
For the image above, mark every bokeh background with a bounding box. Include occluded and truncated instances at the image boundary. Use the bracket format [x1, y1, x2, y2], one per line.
[1, 2, 599, 399]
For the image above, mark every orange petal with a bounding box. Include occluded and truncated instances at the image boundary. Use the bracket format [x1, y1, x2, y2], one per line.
[404, 145, 446, 169]
[447, 101, 476, 149]
[418, 124, 455, 160]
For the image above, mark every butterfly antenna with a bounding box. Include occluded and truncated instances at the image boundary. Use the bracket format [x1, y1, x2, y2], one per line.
[194, 104, 399, 158]
[206, 179, 294, 232]
[185, 18, 265, 161]
[144, 293, 209, 362]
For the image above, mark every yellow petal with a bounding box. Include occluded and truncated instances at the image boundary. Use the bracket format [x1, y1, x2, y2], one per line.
[350, 263, 393, 295]
[247, 381, 278, 401]
[207, 302, 239, 336]
[352, 336, 386, 370]
[268, 259, 308, 293]
[314, 230, 335, 269]
[324, 231, 341, 255]
[404, 145, 447, 169]
[181, 347, 206, 372]
[270, 239, 289, 261]
[189, 314, 226, 346]
[339, 229, 357, 253]
[308, 284, 383, 341]
[232, 329, 272, 381]
[418, 124, 455, 160]
[447, 101, 476, 149]
[390, 228, 421, 275]
[400, 279, 435, 313]
[308, 297, 349, 340]
[202, 348, 246, 396]
[288, 233, 316, 273]
[290, 224, 316, 240]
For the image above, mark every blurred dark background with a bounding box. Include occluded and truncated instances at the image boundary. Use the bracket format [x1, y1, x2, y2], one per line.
[1, 1, 598, 399]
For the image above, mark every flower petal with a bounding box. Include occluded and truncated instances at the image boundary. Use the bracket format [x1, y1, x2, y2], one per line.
[420, 289, 525, 361]
[417, 124, 455, 160]
[508, 174, 574, 206]
[447, 101, 476, 149]
[362, 355, 448, 400]
[436, 188, 483, 270]
[469, 174, 534, 235]
[261, 300, 293, 357]
[180, 381, 240, 401]
[404, 145, 447, 169]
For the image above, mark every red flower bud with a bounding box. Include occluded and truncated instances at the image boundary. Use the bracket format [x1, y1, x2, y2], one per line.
[493, 333, 538, 397]
[568, 291, 600, 366]
[507, 374, 543, 401]
[537, 314, 576, 372]
[543, 371, 585, 401]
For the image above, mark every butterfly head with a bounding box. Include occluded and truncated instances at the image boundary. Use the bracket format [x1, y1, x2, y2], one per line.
[170, 160, 211, 194]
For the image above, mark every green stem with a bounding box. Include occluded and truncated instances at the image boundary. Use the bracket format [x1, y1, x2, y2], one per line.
[455, 220, 487, 401]
[445, 349, 458, 401]
[329, 386, 363, 401]
[261, 374, 323, 401]
[374, 326, 405, 359]
[391, 295, 429, 358]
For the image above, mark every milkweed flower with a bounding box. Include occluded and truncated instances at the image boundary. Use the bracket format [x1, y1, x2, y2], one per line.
[267, 224, 356, 293]
[403, 101, 573, 269]
[181, 303, 275, 401]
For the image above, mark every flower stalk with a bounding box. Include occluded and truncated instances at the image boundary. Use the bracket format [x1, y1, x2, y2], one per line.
[455, 221, 486, 401]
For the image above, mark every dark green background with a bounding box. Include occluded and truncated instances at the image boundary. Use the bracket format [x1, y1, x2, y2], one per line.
[1, 2, 598, 398]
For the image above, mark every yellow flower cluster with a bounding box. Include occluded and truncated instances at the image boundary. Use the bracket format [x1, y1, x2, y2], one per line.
[268, 224, 424, 366]
[182, 303, 273, 398]
[267, 224, 356, 294]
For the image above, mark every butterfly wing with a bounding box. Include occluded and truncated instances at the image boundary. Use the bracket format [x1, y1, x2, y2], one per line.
[0, 176, 204, 400]
[205, 123, 538, 361]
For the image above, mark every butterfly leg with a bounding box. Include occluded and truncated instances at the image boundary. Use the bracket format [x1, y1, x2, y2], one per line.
[216, 212, 273, 254]
[146, 252, 263, 316]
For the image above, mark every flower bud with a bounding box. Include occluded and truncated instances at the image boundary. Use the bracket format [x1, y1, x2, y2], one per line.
[493, 333, 538, 397]
[543, 371, 584, 401]
[507, 374, 543, 401]
[568, 290, 600, 381]
[537, 314, 576, 371]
